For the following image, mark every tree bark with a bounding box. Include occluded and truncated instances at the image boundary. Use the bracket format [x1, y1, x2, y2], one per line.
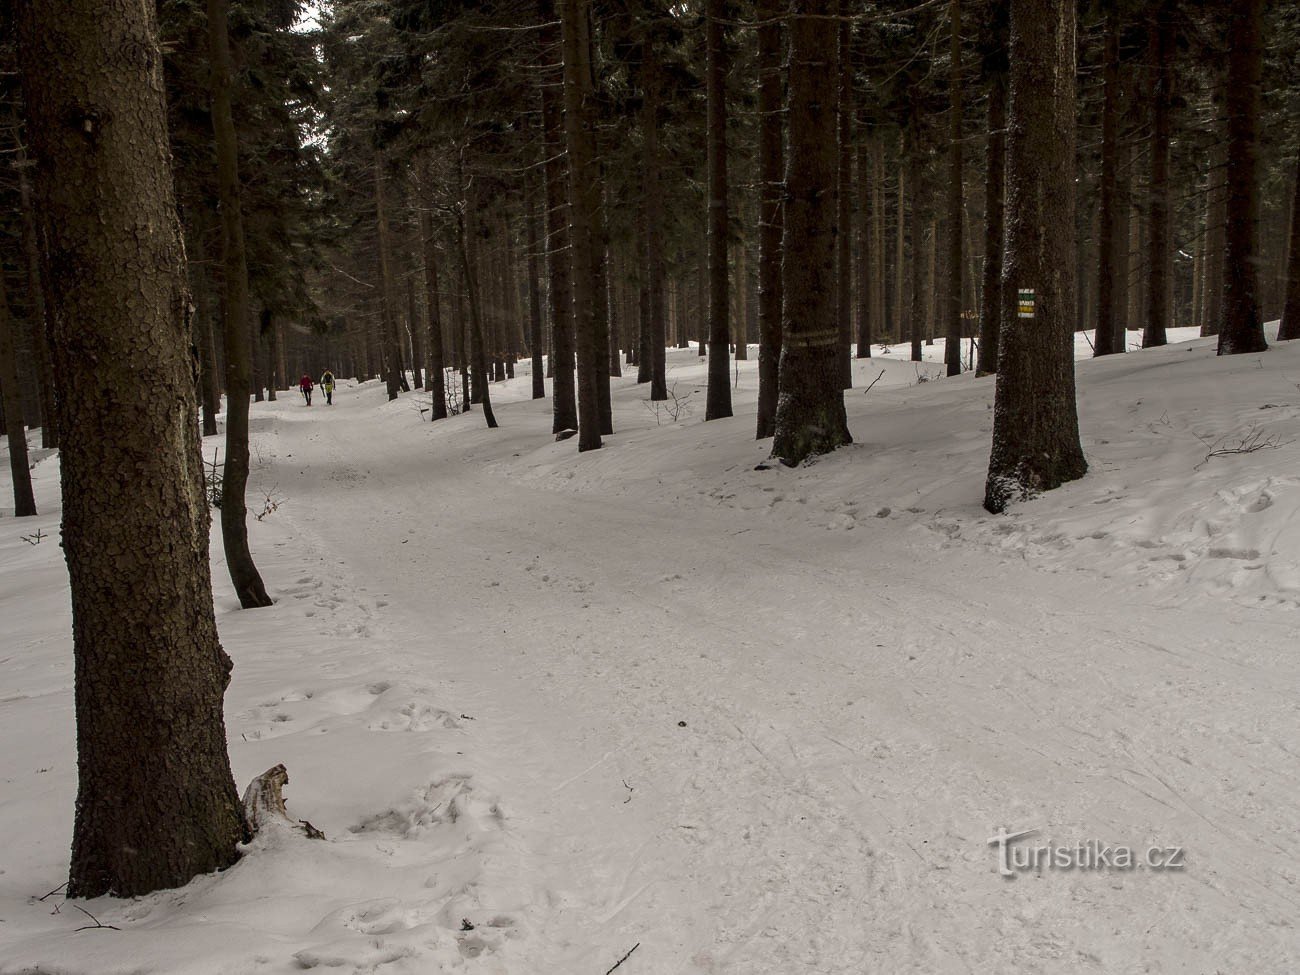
[977, 70, 1006, 376]
[1280, 150, 1300, 341]
[771, 0, 851, 465]
[457, 200, 498, 429]
[559, 0, 603, 450]
[1094, 0, 1122, 357]
[0, 273, 37, 516]
[539, 0, 578, 431]
[15, 155, 58, 449]
[754, 0, 783, 438]
[908, 125, 924, 363]
[1216, 0, 1267, 353]
[525, 165, 547, 395]
[855, 140, 873, 360]
[984, 0, 1087, 513]
[17, 0, 247, 897]
[375, 153, 407, 398]
[705, 0, 733, 420]
[1142, 1, 1173, 349]
[836, 8, 853, 387]
[208, 0, 271, 608]
[944, 0, 964, 377]
[419, 195, 448, 418]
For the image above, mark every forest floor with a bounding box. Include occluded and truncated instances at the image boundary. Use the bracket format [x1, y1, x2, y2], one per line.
[2, 327, 1299, 974]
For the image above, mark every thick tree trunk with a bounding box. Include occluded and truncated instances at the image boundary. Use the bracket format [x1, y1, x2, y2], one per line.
[944, 0, 964, 377]
[1216, 0, 1267, 353]
[419, 200, 448, 419]
[539, 1, 578, 432]
[1143, 1, 1173, 349]
[375, 153, 406, 398]
[836, 9, 853, 388]
[984, 0, 1087, 513]
[1094, 0, 1122, 356]
[771, 0, 851, 465]
[754, 0, 784, 438]
[977, 70, 1006, 376]
[908, 127, 924, 363]
[705, 0, 733, 420]
[15, 158, 58, 449]
[457, 203, 498, 429]
[1280, 151, 1300, 341]
[0, 274, 37, 516]
[559, 0, 603, 450]
[525, 167, 547, 395]
[208, 0, 271, 609]
[855, 141, 873, 360]
[18, 0, 247, 897]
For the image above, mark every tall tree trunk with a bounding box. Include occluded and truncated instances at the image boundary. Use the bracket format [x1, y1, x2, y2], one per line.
[977, 69, 1007, 375]
[208, 0, 271, 609]
[705, 0, 733, 420]
[1217, 0, 1267, 354]
[855, 140, 873, 359]
[18, 0, 247, 897]
[0, 273, 37, 516]
[375, 153, 406, 398]
[1280, 150, 1300, 341]
[642, 32, 668, 400]
[592, 187, 614, 432]
[1143, 1, 1173, 349]
[559, 0, 603, 450]
[540, 1, 578, 431]
[984, 0, 1087, 513]
[908, 124, 924, 363]
[836, 9, 853, 388]
[1113, 138, 1131, 347]
[771, 0, 851, 465]
[1093, 0, 1122, 356]
[420, 197, 448, 419]
[15, 156, 58, 449]
[755, 0, 784, 437]
[895, 151, 906, 344]
[525, 166, 547, 395]
[457, 200, 498, 428]
[944, 0, 964, 377]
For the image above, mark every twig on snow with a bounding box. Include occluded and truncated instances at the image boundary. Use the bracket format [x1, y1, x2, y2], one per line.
[72, 904, 120, 932]
[862, 369, 886, 395]
[604, 942, 640, 974]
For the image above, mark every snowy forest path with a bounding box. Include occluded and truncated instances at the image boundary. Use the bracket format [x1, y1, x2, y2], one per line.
[259, 384, 1299, 975]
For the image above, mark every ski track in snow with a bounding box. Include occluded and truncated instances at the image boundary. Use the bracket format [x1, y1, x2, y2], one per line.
[1, 327, 1299, 973]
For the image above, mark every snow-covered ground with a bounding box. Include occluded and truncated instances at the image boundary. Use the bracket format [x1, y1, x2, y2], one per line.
[2, 326, 1298, 974]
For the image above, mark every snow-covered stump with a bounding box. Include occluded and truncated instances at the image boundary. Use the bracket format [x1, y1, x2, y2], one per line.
[242, 764, 324, 839]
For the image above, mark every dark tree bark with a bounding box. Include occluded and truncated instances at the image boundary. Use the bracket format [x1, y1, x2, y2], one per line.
[855, 140, 873, 360]
[705, 0, 733, 420]
[525, 165, 547, 396]
[836, 9, 853, 388]
[419, 194, 448, 419]
[907, 123, 924, 364]
[1093, 0, 1122, 357]
[457, 200, 498, 429]
[1217, 0, 1267, 354]
[1142, 0, 1173, 349]
[943, 0, 963, 377]
[208, 0, 271, 608]
[539, 0, 578, 432]
[771, 0, 851, 465]
[643, 31, 669, 402]
[754, 0, 784, 438]
[977, 69, 1006, 376]
[1201, 88, 1226, 337]
[375, 153, 406, 398]
[17, 0, 247, 897]
[984, 0, 1087, 513]
[15, 155, 58, 449]
[560, 0, 603, 450]
[0, 273, 37, 516]
[1280, 151, 1300, 341]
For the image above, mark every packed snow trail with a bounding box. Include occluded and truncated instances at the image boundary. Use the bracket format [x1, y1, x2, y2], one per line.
[1, 332, 1298, 973]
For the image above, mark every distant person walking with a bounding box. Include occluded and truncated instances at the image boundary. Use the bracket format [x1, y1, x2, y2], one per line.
[320, 369, 336, 406]
[299, 373, 314, 405]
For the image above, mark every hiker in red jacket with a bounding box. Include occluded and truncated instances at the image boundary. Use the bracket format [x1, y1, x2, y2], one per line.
[299, 373, 314, 405]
